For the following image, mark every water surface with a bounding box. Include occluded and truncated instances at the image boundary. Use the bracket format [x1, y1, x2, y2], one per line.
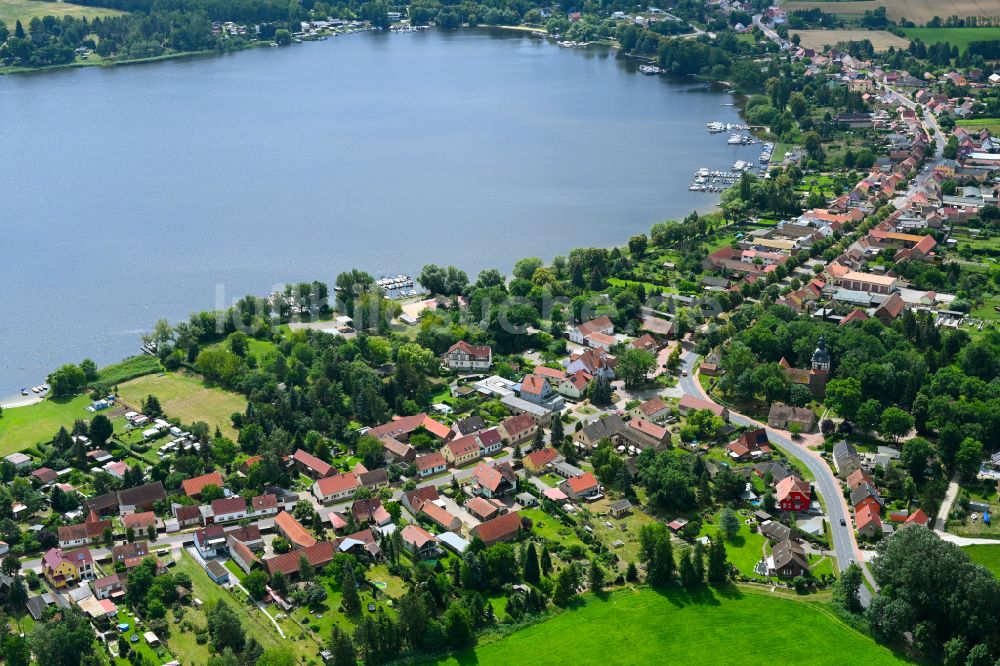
[0, 28, 757, 396]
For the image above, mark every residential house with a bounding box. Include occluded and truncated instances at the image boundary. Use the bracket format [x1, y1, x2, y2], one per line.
[678, 395, 729, 420]
[420, 502, 462, 532]
[292, 449, 334, 480]
[401, 486, 440, 515]
[248, 494, 279, 519]
[116, 481, 166, 514]
[181, 472, 225, 498]
[630, 396, 671, 424]
[856, 504, 882, 538]
[312, 473, 360, 505]
[5, 453, 32, 470]
[523, 447, 561, 474]
[905, 509, 929, 527]
[42, 547, 94, 589]
[470, 511, 522, 547]
[351, 499, 392, 527]
[767, 403, 816, 432]
[631, 333, 660, 354]
[123, 511, 156, 534]
[441, 435, 482, 467]
[623, 418, 672, 452]
[93, 573, 125, 600]
[112, 542, 149, 564]
[768, 539, 810, 578]
[357, 467, 389, 491]
[775, 476, 811, 513]
[759, 520, 792, 542]
[754, 461, 791, 484]
[573, 415, 627, 449]
[833, 441, 862, 479]
[498, 413, 538, 446]
[274, 511, 317, 549]
[415, 452, 448, 478]
[228, 524, 263, 551]
[465, 496, 501, 521]
[556, 371, 592, 400]
[476, 428, 504, 456]
[264, 542, 336, 578]
[559, 472, 600, 500]
[874, 293, 906, 324]
[846, 468, 874, 491]
[381, 438, 416, 465]
[851, 483, 884, 514]
[31, 467, 58, 486]
[443, 341, 493, 372]
[400, 524, 439, 557]
[58, 511, 111, 549]
[194, 525, 228, 559]
[609, 499, 633, 518]
[238, 456, 262, 475]
[173, 504, 202, 528]
[568, 316, 615, 346]
[208, 497, 248, 525]
[470, 462, 517, 499]
[368, 413, 453, 444]
[518, 375, 556, 406]
[726, 428, 772, 462]
[228, 536, 260, 575]
[565, 347, 616, 381]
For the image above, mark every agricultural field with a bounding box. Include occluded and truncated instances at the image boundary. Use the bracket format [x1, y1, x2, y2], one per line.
[433, 586, 913, 665]
[958, 117, 1000, 135]
[900, 27, 1000, 52]
[789, 29, 910, 51]
[782, 0, 1000, 24]
[0, 394, 92, 455]
[0, 0, 124, 26]
[117, 372, 247, 439]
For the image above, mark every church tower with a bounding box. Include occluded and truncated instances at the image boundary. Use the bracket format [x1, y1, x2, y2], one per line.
[811, 336, 831, 374]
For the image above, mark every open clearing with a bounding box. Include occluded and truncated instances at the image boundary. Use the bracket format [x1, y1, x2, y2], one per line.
[790, 29, 910, 51]
[963, 545, 1000, 578]
[781, 0, 1000, 24]
[901, 27, 1000, 52]
[958, 117, 1000, 135]
[0, 394, 92, 455]
[0, 0, 124, 26]
[433, 586, 912, 665]
[117, 372, 247, 439]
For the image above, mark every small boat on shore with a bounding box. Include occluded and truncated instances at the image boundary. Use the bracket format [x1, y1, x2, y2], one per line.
[20, 388, 28, 396]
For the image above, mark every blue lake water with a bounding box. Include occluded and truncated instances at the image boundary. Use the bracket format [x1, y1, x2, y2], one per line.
[0, 28, 759, 397]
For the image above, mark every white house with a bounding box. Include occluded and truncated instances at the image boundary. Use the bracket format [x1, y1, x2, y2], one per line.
[443, 341, 493, 372]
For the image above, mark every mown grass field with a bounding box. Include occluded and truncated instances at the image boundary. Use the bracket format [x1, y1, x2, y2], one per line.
[963, 545, 1000, 578]
[789, 29, 910, 51]
[699, 509, 768, 577]
[117, 372, 246, 439]
[0, 394, 92, 455]
[0, 0, 124, 26]
[433, 586, 912, 665]
[900, 27, 1000, 52]
[781, 0, 998, 24]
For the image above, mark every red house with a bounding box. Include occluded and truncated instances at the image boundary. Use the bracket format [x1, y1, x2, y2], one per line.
[775, 476, 811, 512]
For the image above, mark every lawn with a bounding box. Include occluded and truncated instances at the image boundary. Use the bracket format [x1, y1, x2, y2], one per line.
[585, 497, 659, 569]
[117, 372, 247, 439]
[699, 509, 767, 577]
[115, 608, 175, 665]
[432, 586, 913, 665]
[900, 27, 1000, 53]
[168, 551, 290, 663]
[963, 545, 1000, 578]
[0, 0, 124, 26]
[521, 509, 586, 550]
[0, 393, 92, 454]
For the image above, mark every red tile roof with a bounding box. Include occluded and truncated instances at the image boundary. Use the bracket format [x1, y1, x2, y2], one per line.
[637, 397, 668, 417]
[123, 512, 156, 530]
[415, 452, 447, 472]
[292, 449, 333, 477]
[421, 502, 459, 530]
[274, 511, 317, 549]
[251, 494, 278, 511]
[181, 472, 224, 497]
[520, 374, 548, 396]
[565, 472, 599, 494]
[445, 435, 480, 459]
[211, 497, 247, 516]
[471, 511, 521, 545]
[524, 447, 560, 469]
[775, 476, 810, 503]
[314, 473, 359, 497]
[501, 413, 535, 437]
[264, 541, 336, 576]
[905, 508, 929, 526]
[447, 341, 492, 361]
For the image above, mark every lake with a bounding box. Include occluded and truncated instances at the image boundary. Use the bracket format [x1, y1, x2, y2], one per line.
[0, 28, 759, 399]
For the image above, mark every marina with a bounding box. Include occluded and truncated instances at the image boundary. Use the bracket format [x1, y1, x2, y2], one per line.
[687, 139, 774, 192]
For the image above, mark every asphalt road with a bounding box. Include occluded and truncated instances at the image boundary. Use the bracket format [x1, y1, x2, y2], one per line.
[678, 352, 874, 605]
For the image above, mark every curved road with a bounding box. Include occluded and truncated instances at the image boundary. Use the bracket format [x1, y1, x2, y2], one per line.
[678, 351, 875, 605]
